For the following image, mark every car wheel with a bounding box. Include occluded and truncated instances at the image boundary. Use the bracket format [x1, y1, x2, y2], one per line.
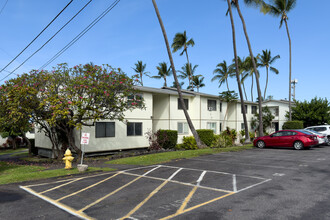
[256, 140, 265, 149]
[327, 137, 330, 146]
[293, 141, 304, 150]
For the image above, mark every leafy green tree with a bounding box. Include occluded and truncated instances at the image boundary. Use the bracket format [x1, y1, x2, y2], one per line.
[132, 60, 149, 86]
[212, 60, 234, 91]
[171, 30, 195, 89]
[225, 0, 251, 143]
[152, 62, 172, 87]
[251, 106, 275, 133]
[287, 97, 330, 127]
[258, 49, 280, 99]
[152, 0, 205, 148]
[0, 63, 143, 158]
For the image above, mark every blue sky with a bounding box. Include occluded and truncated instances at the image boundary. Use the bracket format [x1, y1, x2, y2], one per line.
[0, 0, 329, 102]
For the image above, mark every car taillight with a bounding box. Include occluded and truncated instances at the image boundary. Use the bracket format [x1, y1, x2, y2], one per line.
[308, 135, 316, 140]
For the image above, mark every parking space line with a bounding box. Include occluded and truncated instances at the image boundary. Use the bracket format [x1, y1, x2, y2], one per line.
[78, 166, 161, 213]
[40, 178, 83, 195]
[233, 174, 237, 192]
[57, 172, 122, 202]
[120, 168, 183, 220]
[160, 192, 235, 220]
[189, 158, 300, 170]
[20, 186, 95, 220]
[236, 178, 271, 193]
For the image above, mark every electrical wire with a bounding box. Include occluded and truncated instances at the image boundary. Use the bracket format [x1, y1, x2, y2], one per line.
[0, 0, 93, 82]
[39, 0, 121, 70]
[0, 0, 9, 16]
[0, 0, 73, 75]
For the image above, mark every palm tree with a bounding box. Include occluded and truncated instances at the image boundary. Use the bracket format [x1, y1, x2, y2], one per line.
[219, 90, 238, 131]
[229, 56, 248, 100]
[243, 56, 260, 102]
[132, 60, 149, 86]
[258, 49, 280, 99]
[260, 0, 296, 120]
[178, 63, 198, 90]
[225, 0, 251, 143]
[152, 62, 172, 87]
[190, 75, 205, 92]
[212, 60, 234, 91]
[151, 0, 205, 148]
[171, 81, 184, 88]
[171, 31, 195, 89]
[231, 0, 264, 136]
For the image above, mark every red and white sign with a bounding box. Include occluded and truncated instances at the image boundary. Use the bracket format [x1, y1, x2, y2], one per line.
[81, 133, 90, 145]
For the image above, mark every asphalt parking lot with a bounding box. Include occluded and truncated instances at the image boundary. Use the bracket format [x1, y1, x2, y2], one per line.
[3, 146, 330, 219]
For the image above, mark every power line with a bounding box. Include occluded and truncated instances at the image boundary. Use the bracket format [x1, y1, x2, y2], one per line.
[0, 0, 9, 16]
[39, 0, 121, 70]
[0, 0, 93, 82]
[0, 0, 73, 75]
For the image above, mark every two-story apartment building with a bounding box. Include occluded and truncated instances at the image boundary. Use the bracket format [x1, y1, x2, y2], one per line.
[35, 86, 290, 156]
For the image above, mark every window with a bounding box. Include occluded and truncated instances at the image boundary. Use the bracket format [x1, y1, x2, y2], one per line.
[207, 122, 217, 133]
[219, 123, 222, 132]
[241, 105, 248, 114]
[241, 123, 245, 130]
[96, 122, 115, 138]
[275, 108, 279, 116]
[178, 122, 189, 134]
[128, 94, 143, 106]
[220, 102, 222, 112]
[252, 106, 257, 114]
[127, 122, 142, 136]
[207, 99, 217, 111]
[178, 98, 189, 110]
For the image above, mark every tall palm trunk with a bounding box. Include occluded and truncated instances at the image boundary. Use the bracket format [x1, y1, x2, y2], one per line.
[151, 0, 204, 148]
[236, 1, 263, 136]
[185, 50, 193, 89]
[285, 19, 292, 121]
[140, 73, 143, 86]
[251, 73, 254, 102]
[226, 79, 230, 91]
[226, 0, 250, 143]
[242, 81, 248, 100]
[264, 67, 269, 100]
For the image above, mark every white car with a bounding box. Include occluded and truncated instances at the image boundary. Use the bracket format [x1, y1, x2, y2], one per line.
[305, 125, 330, 145]
[304, 129, 328, 146]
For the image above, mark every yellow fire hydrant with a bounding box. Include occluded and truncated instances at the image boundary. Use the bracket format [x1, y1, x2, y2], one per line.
[62, 149, 74, 169]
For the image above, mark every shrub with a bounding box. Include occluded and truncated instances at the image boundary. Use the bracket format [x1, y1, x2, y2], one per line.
[196, 129, 214, 146]
[182, 136, 198, 150]
[145, 130, 162, 151]
[158, 130, 178, 149]
[212, 133, 233, 148]
[282, 121, 304, 129]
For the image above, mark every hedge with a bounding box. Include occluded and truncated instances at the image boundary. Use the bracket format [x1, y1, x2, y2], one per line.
[157, 130, 178, 149]
[196, 129, 214, 147]
[282, 121, 304, 129]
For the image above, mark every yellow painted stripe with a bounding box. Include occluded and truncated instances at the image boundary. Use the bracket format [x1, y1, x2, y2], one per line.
[161, 192, 235, 220]
[176, 186, 198, 214]
[120, 180, 169, 220]
[57, 172, 121, 202]
[78, 175, 143, 212]
[40, 178, 82, 194]
[20, 186, 95, 220]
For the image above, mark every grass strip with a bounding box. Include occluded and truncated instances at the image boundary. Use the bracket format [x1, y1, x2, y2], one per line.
[0, 161, 115, 185]
[106, 145, 253, 166]
[0, 148, 27, 155]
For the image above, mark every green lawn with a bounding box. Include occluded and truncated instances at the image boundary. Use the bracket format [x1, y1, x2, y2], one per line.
[0, 148, 27, 155]
[0, 161, 115, 185]
[106, 145, 253, 166]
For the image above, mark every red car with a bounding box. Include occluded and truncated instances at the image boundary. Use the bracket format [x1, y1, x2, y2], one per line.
[254, 130, 318, 150]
